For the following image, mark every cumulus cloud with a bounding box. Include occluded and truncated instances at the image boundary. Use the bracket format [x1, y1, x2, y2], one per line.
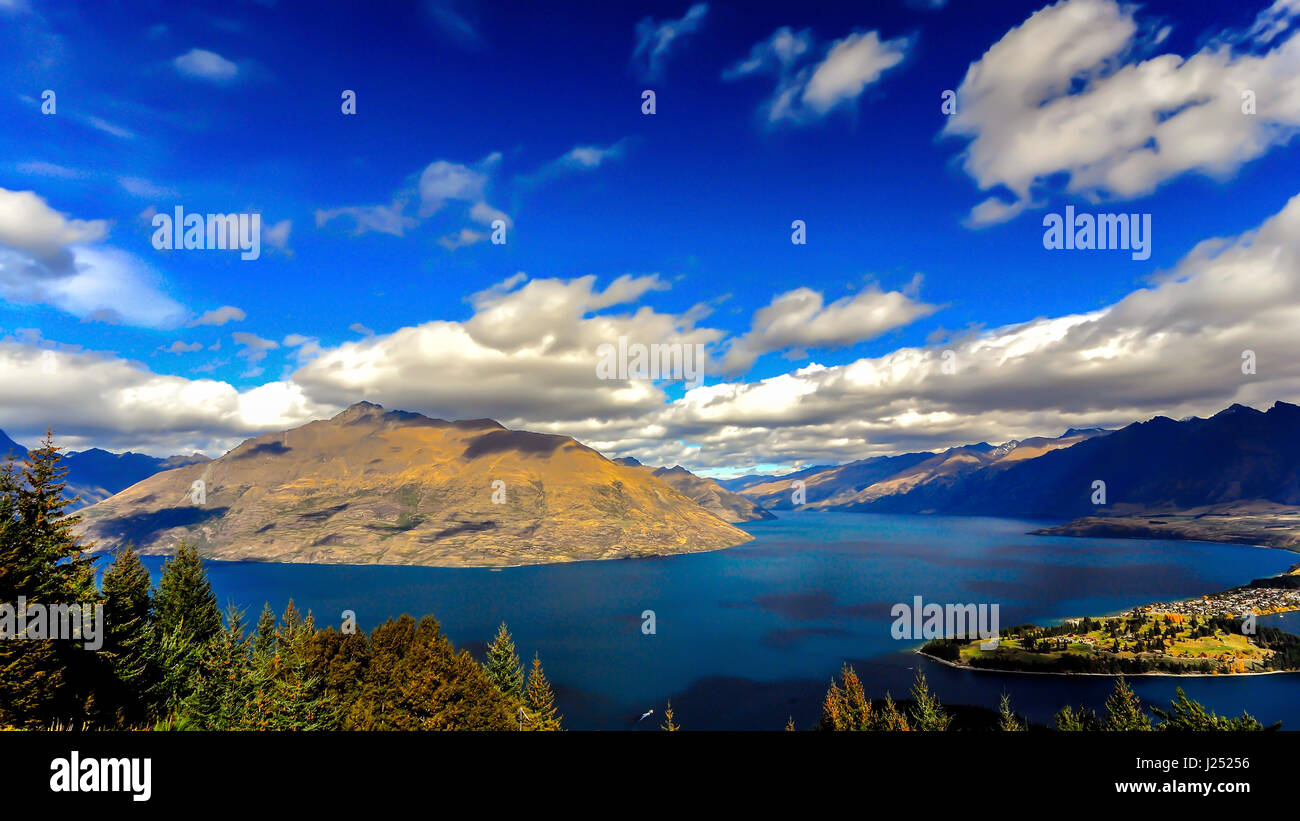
[0, 189, 186, 328]
[721, 278, 938, 372]
[0, 338, 334, 454]
[632, 3, 708, 79]
[290, 273, 723, 423]
[726, 27, 909, 125]
[0, 187, 107, 268]
[944, 0, 1300, 225]
[7, 192, 1300, 468]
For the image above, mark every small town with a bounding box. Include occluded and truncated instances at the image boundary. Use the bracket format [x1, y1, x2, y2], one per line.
[1133, 585, 1300, 622]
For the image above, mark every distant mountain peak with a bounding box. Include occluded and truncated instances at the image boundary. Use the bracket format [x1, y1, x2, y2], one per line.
[1213, 403, 1260, 419]
[333, 401, 386, 422]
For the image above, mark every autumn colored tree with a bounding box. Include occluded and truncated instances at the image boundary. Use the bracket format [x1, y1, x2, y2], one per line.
[660, 700, 678, 732]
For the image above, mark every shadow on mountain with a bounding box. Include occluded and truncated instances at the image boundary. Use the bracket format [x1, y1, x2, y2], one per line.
[431, 519, 497, 539]
[298, 503, 349, 523]
[234, 441, 291, 459]
[462, 430, 568, 459]
[90, 506, 229, 542]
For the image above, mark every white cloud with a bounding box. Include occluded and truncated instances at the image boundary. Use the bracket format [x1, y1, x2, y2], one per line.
[0, 187, 107, 265]
[0, 189, 186, 328]
[8, 191, 1300, 468]
[438, 227, 486, 250]
[521, 141, 630, 189]
[173, 48, 239, 82]
[188, 305, 246, 327]
[727, 27, 909, 125]
[314, 200, 414, 236]
[6, 246, 187, 328]
[721, 278, 938, 372]
[263, 218, 291, 252]
[118, 176, 177, 199]
[944, 0, 1300, 225]
[418, 159, 489, 217]
[317, 153, 506, 238]
[231, 331, 279, 363]
[632, 3, 708, 79]
[800, 31, 910, 116]
[722, 26, 812, 80]
[0, 339, 333, 454]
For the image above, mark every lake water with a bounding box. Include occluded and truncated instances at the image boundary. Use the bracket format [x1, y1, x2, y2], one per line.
[133, 511, 1300, 729]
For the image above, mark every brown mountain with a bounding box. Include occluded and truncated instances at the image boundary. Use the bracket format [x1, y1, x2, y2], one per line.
[611, 459, 774, 523]
[74, 402, 754, 567]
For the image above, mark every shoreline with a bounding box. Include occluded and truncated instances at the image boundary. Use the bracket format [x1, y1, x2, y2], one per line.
[914, 648, 1300, 678]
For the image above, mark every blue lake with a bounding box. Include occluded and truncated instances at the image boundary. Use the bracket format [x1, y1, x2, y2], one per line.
[132, 511, 1300, 729]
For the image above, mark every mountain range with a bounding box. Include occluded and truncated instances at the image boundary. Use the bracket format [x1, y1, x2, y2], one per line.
[5, 399, 1298, 566]
[0, 431, 208, 508]
[731, 402, 1299, 519]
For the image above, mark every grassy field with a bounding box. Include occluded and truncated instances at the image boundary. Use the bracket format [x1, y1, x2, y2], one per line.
[951, 614, 1273, 674]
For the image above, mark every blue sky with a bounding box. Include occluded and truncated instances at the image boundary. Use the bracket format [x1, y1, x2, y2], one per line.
[2, 0, 1299, 474]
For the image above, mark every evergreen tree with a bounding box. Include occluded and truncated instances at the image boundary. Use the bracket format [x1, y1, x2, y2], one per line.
[181, 605, 257, 729]
[246, 600, 332, 730]
[524, 653, 562, 730]
[154, 542, 221, 645]
[395, 617, 514, 730]
[908, 670, 951, 731]
[253, 602, 277, 655]
[0, 439, 97, 728]
[99, 545, 158, 724]
[1102, 677, 1151, 731]
[482, 622, 524, 701]
[153, 542, 221, 711]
